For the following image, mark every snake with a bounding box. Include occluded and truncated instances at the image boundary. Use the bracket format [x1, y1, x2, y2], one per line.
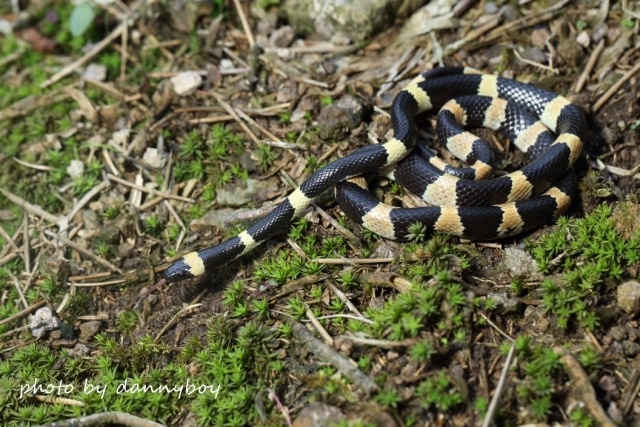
[161, 66, 586, 283]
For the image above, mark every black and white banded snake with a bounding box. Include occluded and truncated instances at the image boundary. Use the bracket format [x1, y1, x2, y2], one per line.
[160, 66, 586, 284]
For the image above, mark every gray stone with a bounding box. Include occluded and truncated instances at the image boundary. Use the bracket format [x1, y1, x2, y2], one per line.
[283, 0, 410, 43]
[617, 281, 640, 315]
[316, 94, 365, 140]
[487, 292, 519, 314]
[78, 320, 101, 341]
[29, 307, 60, 338]
[215, 177, 281, 208]
[502, 246, 542, 279]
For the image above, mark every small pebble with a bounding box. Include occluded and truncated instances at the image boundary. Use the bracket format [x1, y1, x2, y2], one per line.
[170, 71, 203, 96]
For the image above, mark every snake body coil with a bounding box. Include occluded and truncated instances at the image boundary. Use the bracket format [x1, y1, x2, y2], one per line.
[163, 66, 586, 283]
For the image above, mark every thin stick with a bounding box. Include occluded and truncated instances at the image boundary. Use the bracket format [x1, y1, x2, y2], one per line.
[36, 411, 165, 427]
[7, 270, 29, 309]
[314, 257, 393, 265]
[306, 308, 333, 345]
[592, 60, 640, 112]
[69, 279, 126, 287]
[575, 39, 605, 93]
[210, 92, 262, 145]
[234, 108, 283, 144]
[0, 223, 22, 258]
[291, 321, 377, 394]
[44, 230, 122, 273]
[478, 312, 514, 342]
[106, 173, 194, 203]
[67, 181, 110, 223]
[482, 345, 515, 427]
[232, 0, 255, 48]
[0, 188, 61, 223]
[327, 280, 365, 318]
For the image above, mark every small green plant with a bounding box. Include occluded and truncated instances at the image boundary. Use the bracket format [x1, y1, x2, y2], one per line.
[416, 371, 462, 412]
[144, 214, 162, 236]
[102, 205, 120, 220]
[116, 311, 139, 334]
[375, 387, 402, 408]
[256, 143, 277, 170]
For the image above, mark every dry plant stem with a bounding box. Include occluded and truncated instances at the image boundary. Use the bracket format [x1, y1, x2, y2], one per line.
[231, 0, 255, 48]
[37, 412, 165, 427]
[512, 48, 558, 74]
[553, 347, 616, 427]
[453, 0, 479, 17]
[358, 272, 413, 293]
[575, 39, 605, 93]
[338, 335, 416, 348]
[34, 395, 84, 406]
[291, 322, 377, 394]
[0, 90, 71, 121]
[44, 230, 122, 273]
[106, 174, 193, 203]
[234, 108, 282, 144]
[67, 181, 110, 223]
[592, 60, 640, 112]
[7, 271, 28, 309]
[0, 188, 61, 223]
[69, 279, 126, 287]
[210, 92, 262, 145]
[12, 156, 55, 171]
[314, 258, 393, 265]
[0, 223, 23, 259]
[306, 308, 333, 345]
[622, 367, 640, 416]
[327, 281, 365, 318]
[444, 16, 500, 55]
[482, 345, 516, 427]
[155, 302, 204, 342]
[478, 312, 514, 342]
[469, 0, 569, 49]
[268, 274, 331, 302]
[0, 300, 46, 327]
[40, 0, 147, 88]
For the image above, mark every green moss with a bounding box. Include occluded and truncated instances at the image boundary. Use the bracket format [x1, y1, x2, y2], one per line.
[529, 204, 639, 329]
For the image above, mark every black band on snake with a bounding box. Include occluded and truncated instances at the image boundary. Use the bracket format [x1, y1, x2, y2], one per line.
[162, 66, 586, 283]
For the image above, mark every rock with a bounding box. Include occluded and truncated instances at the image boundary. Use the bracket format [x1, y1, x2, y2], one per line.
[82, 209, 100, 231]
[171, 71, 203, 96]
[611, 202, 640, 240]
[519, 47, 547, 64]
[292, 403, 346, 427]
[502, 246, 542, 279]
[70, 343, 91, 357]
[29, 307, 61, 338]
[316, 94, 365, 140]
[576, 30, 590, 48]
[97, 225, 121, 245]
[487, 292, 519, 314]
[622, 340, 640, 357]
[191, 207, 257, 232]
[283, 0, 414, 43]
[79, 320, 101, 341]
[142, 147, 168, 168]
[84, 63, 107, 81]
[215, 177, 281, 208]
[66, 159, 85, 179]
[617, 281, 640, 315]
[609, 326, 626, 341]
